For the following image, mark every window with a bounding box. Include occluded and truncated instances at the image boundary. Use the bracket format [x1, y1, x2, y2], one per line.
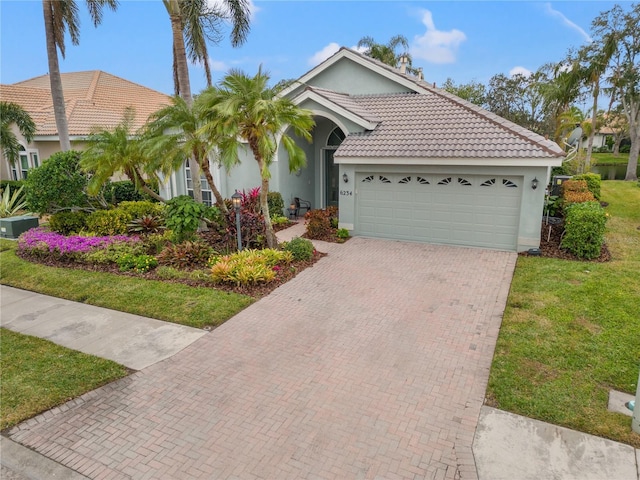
[20, 155, 29, 179]
[327, 127, 345, 146]
[31, 152, 39, 168]
[9, 146, 40, 180]
[185, 161, 213, 206]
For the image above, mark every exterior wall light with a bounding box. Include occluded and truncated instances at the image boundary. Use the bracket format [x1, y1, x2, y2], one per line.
[531, 177, 539, 190]
[231, 191, 242, 251]
[343, 173, 348, 183]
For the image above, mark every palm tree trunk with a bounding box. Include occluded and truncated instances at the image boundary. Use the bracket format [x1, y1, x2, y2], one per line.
[584, 83, 599, 172]
[256, 157, 276, 248]
[42, 0, 71, 152]
[198, 153, 228, 213]
[168, 1, 203, 205]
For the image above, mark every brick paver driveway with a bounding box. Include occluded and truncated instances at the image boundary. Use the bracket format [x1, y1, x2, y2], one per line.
[10, 238, 516, 480]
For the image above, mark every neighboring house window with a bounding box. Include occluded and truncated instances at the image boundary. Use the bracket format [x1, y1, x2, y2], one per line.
[185, 161, 212, 206]
[9, 146, 40, 180]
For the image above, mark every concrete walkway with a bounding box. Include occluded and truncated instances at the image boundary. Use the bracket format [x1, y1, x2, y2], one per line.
[1, 223, 638, 479]
[1, 286, 206, 371]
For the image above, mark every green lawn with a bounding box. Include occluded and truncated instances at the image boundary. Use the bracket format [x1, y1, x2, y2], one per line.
[487, 180, 640, 447]
[0, 241, 254, 329]
[0, 328, 129, 430]
[591, 152, 630, 165]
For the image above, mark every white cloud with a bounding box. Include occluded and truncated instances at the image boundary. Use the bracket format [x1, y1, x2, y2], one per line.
[308, 43, 340, 66]
[544, 3, 592, 43]
[209, 60, 228, 72]
[410, 9, 466, 64]
[509, 66, 532, 78]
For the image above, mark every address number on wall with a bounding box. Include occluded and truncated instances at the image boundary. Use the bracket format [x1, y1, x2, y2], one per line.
[339, 190, 353, 196]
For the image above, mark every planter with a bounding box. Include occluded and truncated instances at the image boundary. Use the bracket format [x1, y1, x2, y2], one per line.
[0, 215, 39, 239]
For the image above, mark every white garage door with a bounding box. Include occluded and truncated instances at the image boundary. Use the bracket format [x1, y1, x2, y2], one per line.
[355, 173, 522, 250]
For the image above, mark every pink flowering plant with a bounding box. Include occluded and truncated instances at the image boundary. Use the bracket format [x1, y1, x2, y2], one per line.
[18, 227, 139, 262]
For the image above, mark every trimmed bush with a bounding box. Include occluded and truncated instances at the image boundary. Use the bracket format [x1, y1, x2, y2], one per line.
[48, 211, 90, 235]
[86, 209, 132, 236]
[118, 201, 164, 220]
[267, 191, 285, 217]
[107, 181, 149, 204]
[561, 201, 607, 260]
[562, 179, 595, 206]
[573, 173, 601, 200]
[282, 237, 314, 261]
[84, 240, 146, 265]
[305, 207, 338, 240]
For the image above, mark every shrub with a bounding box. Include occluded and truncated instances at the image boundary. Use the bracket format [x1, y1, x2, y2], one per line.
[141, 231, 173, 255]
[86, 209, 132, 236]
[24, 151, 93, 214]
[107, 180, 148, 204]
[305, 207, 338, 240]
[165, 195, 206, 242]
[157, 240, 214, 270]
[271, 215, 289, 226]
[620, 144, 630, 153]
[209, 248, 292, 285]
[544, 195, 562, 218]
[564, 190, 596, 205]
[84, 240, 146, 265]
[48, 211, 90, 235]
[282, 237, 314, 261]
[203, 205, 224, 231]
[223, 209, 266, 250]
[267, 191, 285, 217]
[561, 201, 607, 259]
[127, 215, 166, 235]
[118, 201, 164, 220]
[562, 179, 589, 194]
[0, 180, 25, 192]
[573, 173, 601, 200]
[116, 253, 158, 273]
[336, 228, 350, 240]
[240, 187, 261, 213]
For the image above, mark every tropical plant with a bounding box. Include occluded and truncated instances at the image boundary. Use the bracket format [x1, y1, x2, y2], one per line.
[48, 211, 89, 235]
[357, 35, 416, 73]
[145, 95, 227, 212]
[86, 209, 131, 236]
[127, 215, 166, 235]
[0, 185, 28, 218]
[116, 253, 158, 273]
[209, 248, 292, 285]
[199, 68, 315, 248]
[117, 201, 164, 220]
[80, 108, 165, 202]
[0, 102, 36, 166]
[42, 0, 117, 151]
[281, 237, 314, 261]
[164, 195, 206, 242]
[157, 240, 213, 269]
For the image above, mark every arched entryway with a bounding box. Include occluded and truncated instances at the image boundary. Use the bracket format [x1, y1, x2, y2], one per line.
[323, 127, 345, 207]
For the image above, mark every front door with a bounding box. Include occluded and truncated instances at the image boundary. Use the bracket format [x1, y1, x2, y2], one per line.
[324, 149, 339, 207]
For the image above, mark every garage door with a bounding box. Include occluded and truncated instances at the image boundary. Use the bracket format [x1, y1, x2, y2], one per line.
[355, 173, 522, 250]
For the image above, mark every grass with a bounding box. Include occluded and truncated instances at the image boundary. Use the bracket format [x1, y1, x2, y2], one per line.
[591, 152, 629, 165]
[0, 328, 129, 430]
[0, 240, 254, 329]
[487, 180, 640, 447]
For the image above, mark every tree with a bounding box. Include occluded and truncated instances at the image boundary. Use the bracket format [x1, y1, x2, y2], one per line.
[163, 0, 250, 203]
[539, 61, 585, 143]
[145, 95, 228, 213]
[595, 3, 640, 181]
[42, 0, 117, 152]
[441, 78, 487, 107]
[603, 105, 629, 155]
[0, 102, 36, 166]
[199, 68, 315, 248]
[357, 35, 418, 73]
[80, 108, 165, 202]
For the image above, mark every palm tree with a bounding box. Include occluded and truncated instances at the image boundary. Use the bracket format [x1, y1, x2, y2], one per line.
[80, 108, 165, 202]
[145, 95, 228, 213]
[539, 62, 584, 145]
[0, 102, 36, 166]
[357, 35, 416, 72]
[163, 0, 250, 204]
[42, 0, 117, 151]
[199, 68, 315, 248]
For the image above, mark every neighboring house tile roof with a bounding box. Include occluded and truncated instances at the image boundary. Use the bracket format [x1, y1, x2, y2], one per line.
[300, 47, 565, 159]
[0, 71, 170, 136]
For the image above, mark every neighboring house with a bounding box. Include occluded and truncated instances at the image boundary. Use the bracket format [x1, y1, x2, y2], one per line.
[0, 70, 170, 181]
[167, 48, 564, 252]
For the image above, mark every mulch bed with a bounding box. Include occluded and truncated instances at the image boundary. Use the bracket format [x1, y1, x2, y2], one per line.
[520, 220, 611, 262]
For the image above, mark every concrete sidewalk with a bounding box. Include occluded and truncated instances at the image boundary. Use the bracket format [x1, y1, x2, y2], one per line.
[0, 286, 206, 370]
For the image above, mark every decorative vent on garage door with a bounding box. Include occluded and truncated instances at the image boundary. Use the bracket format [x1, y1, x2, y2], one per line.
[481, 178, 496, 187]
[379, 175, 391, 183]
[362, 175, 375, 183]
[437, 177, 452, 185]
[502, 179, 518, 188]
[417, 176, 430, 184]
[458, 177, 472, 186]
[399, 176, 411, 184]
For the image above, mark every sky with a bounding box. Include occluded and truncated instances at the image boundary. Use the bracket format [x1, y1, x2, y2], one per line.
[0, 0, 625, 104]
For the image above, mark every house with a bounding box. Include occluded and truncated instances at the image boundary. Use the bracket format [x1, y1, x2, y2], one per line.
[0, 70, 170, 181]
[167, 48, 564, 252]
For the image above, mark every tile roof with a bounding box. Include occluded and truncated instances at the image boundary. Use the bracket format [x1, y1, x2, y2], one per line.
[0, 71, 170, 136]
[302, 48, 565, 159]
[334, 92, 564, 159]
